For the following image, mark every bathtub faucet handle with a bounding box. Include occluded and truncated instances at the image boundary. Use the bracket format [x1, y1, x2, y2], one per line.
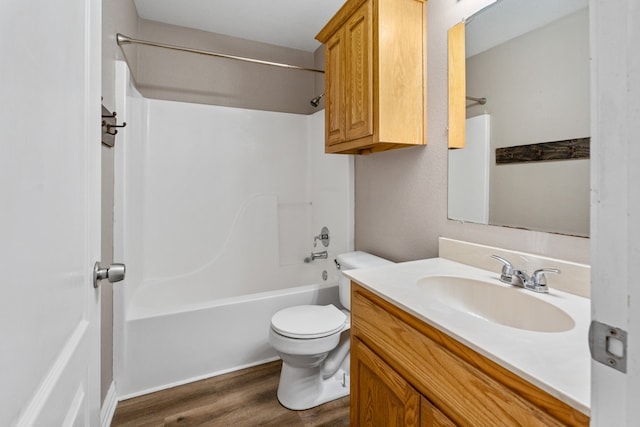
[313, 226, 330, 248]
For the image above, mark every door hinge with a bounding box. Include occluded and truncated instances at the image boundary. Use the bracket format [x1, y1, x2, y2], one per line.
[589, 320, 627, 373]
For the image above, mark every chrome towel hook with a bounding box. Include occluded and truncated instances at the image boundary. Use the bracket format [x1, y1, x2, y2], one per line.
[101, 104, 127, 147]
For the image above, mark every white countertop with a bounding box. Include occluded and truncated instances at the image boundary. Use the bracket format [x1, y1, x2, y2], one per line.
[344, 257, 591, 415]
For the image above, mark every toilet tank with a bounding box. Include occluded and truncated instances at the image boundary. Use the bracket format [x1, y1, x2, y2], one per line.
[336, 251, 393, 310]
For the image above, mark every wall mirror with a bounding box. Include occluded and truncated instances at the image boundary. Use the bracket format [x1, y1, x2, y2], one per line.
[447, 0, 590, 237]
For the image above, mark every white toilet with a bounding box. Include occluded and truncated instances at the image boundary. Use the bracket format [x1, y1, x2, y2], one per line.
[268, 251, 392, 410]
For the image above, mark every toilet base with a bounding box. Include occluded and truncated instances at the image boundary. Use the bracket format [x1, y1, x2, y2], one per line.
[277, 363, 350, 410]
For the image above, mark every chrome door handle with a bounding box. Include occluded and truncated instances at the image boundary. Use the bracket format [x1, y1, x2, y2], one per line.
[93, 261, 126, 288]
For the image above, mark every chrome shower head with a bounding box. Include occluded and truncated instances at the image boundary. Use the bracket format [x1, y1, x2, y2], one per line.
[310, 93, 325, 107]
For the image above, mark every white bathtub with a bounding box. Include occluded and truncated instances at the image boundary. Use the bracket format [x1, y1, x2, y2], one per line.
[114, 281, 341, 399]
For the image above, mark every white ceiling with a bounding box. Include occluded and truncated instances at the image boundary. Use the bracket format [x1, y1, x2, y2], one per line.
[133, 0, 346, 52]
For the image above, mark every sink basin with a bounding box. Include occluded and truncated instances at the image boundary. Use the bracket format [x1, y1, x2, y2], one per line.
[416, 276, 575, 332]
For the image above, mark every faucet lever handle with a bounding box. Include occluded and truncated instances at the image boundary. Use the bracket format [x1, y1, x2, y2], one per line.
[313, 226, 330, 248]
[531, 268, 561, 286]
[491, 255, 514, 283]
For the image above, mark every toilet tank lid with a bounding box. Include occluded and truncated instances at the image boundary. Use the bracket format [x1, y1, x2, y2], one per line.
[336, 251, 393, 270]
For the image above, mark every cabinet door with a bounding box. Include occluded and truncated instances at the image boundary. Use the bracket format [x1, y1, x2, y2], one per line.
[325, 28, 345, 145]
[352, 338, 420, 426]
[344, 0, 373, 141]
[421, 397, 457, 427]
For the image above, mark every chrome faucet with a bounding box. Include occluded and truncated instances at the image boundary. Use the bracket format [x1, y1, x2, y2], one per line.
[491, 255, 560, 293]
[304, 250, 328, 263]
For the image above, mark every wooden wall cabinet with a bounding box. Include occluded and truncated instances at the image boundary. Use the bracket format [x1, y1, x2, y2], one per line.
[316, 0, 426, 155]
[351, 283, 590, 426]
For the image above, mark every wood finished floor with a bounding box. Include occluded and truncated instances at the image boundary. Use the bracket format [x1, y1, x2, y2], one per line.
[111, 361, 350, 426]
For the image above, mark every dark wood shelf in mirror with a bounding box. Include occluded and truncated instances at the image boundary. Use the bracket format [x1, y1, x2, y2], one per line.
[496, 137, 590, 164]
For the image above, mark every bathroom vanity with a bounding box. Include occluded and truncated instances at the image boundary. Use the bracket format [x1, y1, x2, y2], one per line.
[346, 257, 590, 426]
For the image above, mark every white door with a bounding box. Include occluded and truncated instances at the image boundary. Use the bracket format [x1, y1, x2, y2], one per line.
[590, 0, 640, 424]
[0, 0, 102, 425]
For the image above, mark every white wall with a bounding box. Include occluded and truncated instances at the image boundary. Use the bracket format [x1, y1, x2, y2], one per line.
[136, 19, 317, 114]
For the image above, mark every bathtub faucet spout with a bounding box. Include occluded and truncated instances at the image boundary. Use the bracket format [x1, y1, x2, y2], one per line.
[304, 251, 328, 263]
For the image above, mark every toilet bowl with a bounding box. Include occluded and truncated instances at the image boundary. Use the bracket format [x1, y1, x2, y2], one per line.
[269, 251, 392, 410]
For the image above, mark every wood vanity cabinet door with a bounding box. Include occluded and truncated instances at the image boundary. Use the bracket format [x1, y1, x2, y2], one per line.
[421, 398, 457, 427]
[352, 338, 420, 426]
[325, 28, 346, 146]
[344, 0, 373, 142]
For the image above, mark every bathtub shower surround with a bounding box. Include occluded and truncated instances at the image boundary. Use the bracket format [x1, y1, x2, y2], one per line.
[113, 62, 354, 397]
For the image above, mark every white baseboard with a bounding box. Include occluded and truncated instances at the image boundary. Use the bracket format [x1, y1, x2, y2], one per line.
[100, 382, 118, 427]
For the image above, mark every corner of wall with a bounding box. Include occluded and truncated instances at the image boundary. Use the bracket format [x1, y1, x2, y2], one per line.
[313, 45, 326, 111]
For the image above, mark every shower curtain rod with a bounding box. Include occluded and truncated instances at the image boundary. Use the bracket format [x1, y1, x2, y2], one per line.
[116, 33, 325, 74]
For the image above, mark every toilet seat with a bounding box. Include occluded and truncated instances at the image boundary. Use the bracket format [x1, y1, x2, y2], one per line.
[271, 304, 347, 339]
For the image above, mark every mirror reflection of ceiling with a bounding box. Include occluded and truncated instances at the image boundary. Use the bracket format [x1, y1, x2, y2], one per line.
[133, 0, 346, 52]
[466, 0, 587, 57]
